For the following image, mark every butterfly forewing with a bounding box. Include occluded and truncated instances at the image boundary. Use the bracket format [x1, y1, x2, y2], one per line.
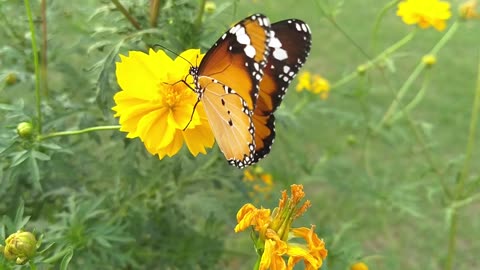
[194, 14, 271, 168]
[252, 19, 312, 162]
[198, 14, 271, 110]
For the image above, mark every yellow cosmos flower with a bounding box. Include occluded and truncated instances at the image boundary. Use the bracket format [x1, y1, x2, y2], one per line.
[459, 0, 480, 19]
[113, 49, 215, 159]
[296, 71, 330, 99]
[296, 71, 311, 92]
[311, 75, 330, 100]
[243, 166, 274, 201]
[235, 184, 328, 270]
[397, 0, 452, 31]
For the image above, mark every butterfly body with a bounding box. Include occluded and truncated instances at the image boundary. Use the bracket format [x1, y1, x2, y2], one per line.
[190, 14, 311, 168]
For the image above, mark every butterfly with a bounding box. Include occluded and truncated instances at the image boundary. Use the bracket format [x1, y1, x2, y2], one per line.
[189, 14, 311, 168]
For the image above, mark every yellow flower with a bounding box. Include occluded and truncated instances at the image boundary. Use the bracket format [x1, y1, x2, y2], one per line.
[235, 184, 328, 270]
[311, 75, 330, 100]
[296, 71, 330, 99]
[243, 166, 274, 201]
[296, 71, 311, 92]
[113, 49, 215, 159]
[397, 0, 452, 31]
[351, 262, 369, 270]
[459, 0, 480, 19]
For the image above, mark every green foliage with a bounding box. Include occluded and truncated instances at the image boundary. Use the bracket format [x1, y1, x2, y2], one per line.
[1, 0, 480, 269]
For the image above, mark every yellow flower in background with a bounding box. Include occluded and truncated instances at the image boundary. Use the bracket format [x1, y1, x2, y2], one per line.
[235, 184, 328, 270]
[397, 0, 451, 31]
[459, 0, 480, 19]
[296, 71, 312, 92]
[113, 49, 215, 159]
[351, 262, 369, 270]
[311, 75, 330, 100]
[296, 71, 330, 99]
[243, 166, 274, 201]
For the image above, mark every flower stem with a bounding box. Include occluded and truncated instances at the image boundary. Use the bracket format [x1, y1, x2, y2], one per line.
[24, 0, 42, 134]
[370, 0, 398, 52]
[194, 0, 207, 32]
[378, 21, 459, 128]
[444, 49, 480, 270]
[149, 0, 161, 27]
[111, 0, 142, 30]
[38, 125, 121, 140]
[332, 31, 415, 89]
[29, 261, 37, 270]
[40, 0, 48, 96]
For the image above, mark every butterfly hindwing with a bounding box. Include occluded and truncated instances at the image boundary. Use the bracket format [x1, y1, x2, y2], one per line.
[252, 19, 312, 162]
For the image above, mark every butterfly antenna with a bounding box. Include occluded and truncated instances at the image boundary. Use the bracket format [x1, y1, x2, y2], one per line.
[152, 44, 195, 67]
[183, 98, 201, 131]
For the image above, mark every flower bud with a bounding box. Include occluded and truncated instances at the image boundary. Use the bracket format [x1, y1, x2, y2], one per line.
[346, 134, 357, 146]
[205, 1, 217, 14]
[5, 73, 17, 85]
[351, 262, 369, 270]
[356, 64, 367, 75]
[2, 231, 37, 264]
[422, 54, 437, 67]
[16, 122, 34, 138]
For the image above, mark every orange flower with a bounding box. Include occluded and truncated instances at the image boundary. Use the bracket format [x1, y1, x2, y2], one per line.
[235, 184, 328, 270]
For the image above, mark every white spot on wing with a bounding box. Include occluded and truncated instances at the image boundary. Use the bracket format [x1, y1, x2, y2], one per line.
[273, 48, 288, 61]
[244, 45, 256, 58]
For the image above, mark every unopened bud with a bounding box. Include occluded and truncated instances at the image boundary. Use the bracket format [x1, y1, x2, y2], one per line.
[205, 1, 216, 14]
[1, 231, 37, 264]
[16, 122, 33, 138]
[422, 54, 437, 67]
[5, 73, 17, 85]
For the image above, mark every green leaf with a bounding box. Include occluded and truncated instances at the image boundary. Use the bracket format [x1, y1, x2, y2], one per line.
[59, 248, 74, 270]
[29, 151, 42, 191]
[38, 142, 62, 150]
[10, 150, 29, 167]
[32, 150, 51, 161]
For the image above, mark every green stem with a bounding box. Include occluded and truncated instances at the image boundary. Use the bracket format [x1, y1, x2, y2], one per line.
[149, 0, 161, 27]
[378, 21, 459, 128]
[194, 0, 207, 32]
[332, 31, 415, 89]
[390, 71, 431, 123]
[29, 261, 37, 270]
[38, 125, 120, 140]
[24, 0, 42, 134]
[111, 0, 142, 30]
[444, 49, 480, 270]
[253, 256, 261, 270]
[370, 0, 399, 52]
[314, 0, 371, 60]
[40, 0, 48, 96]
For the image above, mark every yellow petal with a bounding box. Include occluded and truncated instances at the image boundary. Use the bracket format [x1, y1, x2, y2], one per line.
[183, 121, 215, 156]
[116, 50, 172, 100]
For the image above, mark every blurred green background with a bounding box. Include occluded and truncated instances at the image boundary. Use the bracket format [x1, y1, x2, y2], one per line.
[1, 0, 479, 269]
